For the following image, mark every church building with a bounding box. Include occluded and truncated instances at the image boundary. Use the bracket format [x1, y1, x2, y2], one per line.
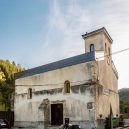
[14, 27, 119, 129]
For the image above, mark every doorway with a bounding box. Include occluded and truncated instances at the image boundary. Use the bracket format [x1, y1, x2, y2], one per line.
[51, 104, 63, 125]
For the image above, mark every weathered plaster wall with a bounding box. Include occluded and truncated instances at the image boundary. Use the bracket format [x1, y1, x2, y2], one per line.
[15, 62, 94, 94]
[14, 62, 96, 129]
[93, 33, 119, 119]
[84, 33, 104, 53]
[84, 31, 119, 119]
[95, 59, 119, 119]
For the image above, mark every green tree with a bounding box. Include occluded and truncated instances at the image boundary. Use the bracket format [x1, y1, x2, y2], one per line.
[0, 60, 24, 111]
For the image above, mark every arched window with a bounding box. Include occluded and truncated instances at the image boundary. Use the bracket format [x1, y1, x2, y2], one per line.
[28, 88, 32, 99]
[90, 44, 94, 52]
[64, 81, 70, 93]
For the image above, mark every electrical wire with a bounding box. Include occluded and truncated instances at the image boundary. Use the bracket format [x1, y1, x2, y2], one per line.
[96, 47, 129, 59]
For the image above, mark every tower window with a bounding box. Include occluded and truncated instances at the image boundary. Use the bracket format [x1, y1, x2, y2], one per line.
[107, 47, 111, 65]
[105, 43, 107, 52]
[64, 81, 70, 93]
[28, 88, 32, 99]
[108, 47, 111, 56]
[90, 44, 94, 52]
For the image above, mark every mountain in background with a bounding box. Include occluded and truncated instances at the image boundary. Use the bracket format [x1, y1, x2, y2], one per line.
[119, 88, 129, 118]
[119, 88, 129, 101]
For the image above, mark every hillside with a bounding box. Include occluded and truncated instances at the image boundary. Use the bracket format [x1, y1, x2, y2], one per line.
[119, 88, 129, 101]
[119, 88, 129, 118]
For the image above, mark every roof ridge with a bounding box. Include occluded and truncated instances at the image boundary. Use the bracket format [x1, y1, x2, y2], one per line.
[15, 52, 95, 79]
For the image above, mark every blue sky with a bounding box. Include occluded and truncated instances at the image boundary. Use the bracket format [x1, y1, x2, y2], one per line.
[0, 0, 129, 88]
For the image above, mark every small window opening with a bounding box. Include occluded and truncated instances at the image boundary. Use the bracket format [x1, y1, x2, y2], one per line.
[105, 43, 107, 52]
[90, 44, 94, 52]
[107, 47, 111, 65]
[108, 47, 111, 56]
[28, 88, 32, 99]
[64, 81, 70, 93]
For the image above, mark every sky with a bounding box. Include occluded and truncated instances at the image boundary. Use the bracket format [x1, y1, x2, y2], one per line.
[0, 0, 129, 89]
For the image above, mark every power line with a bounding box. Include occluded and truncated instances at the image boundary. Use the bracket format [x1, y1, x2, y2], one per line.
[96, 47, 129, 59]
[112, 47, 129, 55]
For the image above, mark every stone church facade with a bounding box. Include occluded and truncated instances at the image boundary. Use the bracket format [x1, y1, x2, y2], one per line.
[14, 27, 119, 129]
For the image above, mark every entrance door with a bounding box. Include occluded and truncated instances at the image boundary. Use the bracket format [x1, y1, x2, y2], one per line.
[51, 104, 63, 125]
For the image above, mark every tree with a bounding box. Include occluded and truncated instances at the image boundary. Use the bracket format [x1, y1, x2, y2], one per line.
[0, 59, 24, 111]
[0, 70, 5, 81]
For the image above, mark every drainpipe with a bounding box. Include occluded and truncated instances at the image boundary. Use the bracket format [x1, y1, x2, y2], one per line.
[109, 113, 113, 129]
[110, 105, 113, 129]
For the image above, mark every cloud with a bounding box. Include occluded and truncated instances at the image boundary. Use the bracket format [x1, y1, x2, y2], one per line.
[43, 0, 91, 58]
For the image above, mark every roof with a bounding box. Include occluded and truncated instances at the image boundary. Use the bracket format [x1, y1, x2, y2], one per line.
[82, 27, 113, 43]
[15, 51, 95, 79]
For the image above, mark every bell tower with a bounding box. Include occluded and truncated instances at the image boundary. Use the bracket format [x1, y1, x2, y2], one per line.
[82, 27, 113, 60]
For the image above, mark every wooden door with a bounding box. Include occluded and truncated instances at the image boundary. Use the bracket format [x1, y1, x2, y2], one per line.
[51, 104, 63, 125]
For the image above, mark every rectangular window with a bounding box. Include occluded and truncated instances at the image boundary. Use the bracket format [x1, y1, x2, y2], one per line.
[28, 88, 32, 99]
[105, 43, 107, 52]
